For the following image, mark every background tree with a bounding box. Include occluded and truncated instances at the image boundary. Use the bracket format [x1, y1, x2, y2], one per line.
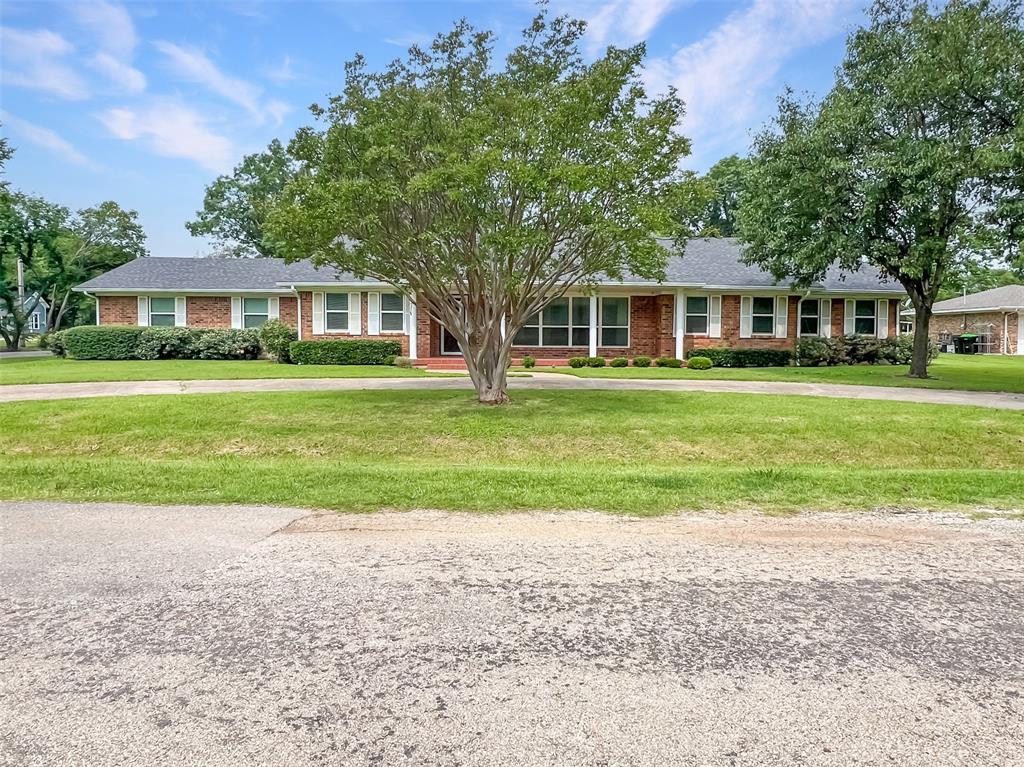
[267, 11, 688, 403]
[186, 139, 295, 258]
[737, 0, 1023, 378]
[674, 155, 749, 237]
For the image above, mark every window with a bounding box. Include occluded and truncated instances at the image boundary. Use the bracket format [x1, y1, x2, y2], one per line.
[242, 297, 269, 328]
[799, 300, 819, 336]
[751, 296, 775, 335]
[512, 297, 590, 346]
[380, 293, 405, 332]
[325, 293, 349, 331]
[600, 297, 629, 347]
[28, 312, 40, 331]
[149, 297, 176, 327]
[685, 296, 708, 334]
[854, 300, 876, 335]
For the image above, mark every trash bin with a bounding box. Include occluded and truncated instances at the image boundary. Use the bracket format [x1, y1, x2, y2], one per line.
[954, 334, 978, 354]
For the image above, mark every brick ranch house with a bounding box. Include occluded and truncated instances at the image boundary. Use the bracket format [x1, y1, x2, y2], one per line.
[75, 238, 906, 365]
[914, 284, 1024, 355]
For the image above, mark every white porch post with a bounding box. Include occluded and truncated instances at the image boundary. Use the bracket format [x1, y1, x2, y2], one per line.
[1017, 311, 1023, 355]
[674, 289, 685, 359]
[588, 295, 598, 357]
[408, 297, 417, 360]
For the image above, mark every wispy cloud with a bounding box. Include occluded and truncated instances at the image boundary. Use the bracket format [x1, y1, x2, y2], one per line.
[90, 52, 146, 94]
[2, 111, 95, 167]
[0, 27, 90, 100]
[98, 99, 235, 172]
[70, 0, 147, 94]
[154, 41, 289, 124]
[644, 0, 856, 166]
[576, 0, 679, 55]
[266, 55, 295, 84]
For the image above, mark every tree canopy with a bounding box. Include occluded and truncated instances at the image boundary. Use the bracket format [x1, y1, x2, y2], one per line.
[737, 0, 1024, 377]
[673, 155, 750, 237]
[266, 10, 688, 402]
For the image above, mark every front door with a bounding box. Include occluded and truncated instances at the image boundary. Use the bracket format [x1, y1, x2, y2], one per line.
[441, 327, 461, 355]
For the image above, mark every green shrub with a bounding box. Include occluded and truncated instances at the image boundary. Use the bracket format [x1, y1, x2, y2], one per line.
[686, 347, 791, 367]
[63, 326, 146, 360]
[258, 320, 298, 363]
[843, 334, 883, 364]
[522, 355, 536, 369]
[610, 356, 628, 367]
[192, 329, 261, 360]
[289, 339, 402, 365]
[687, 356, 713, 370]
[878, 335, 937, 365]
[587, 356, 606, 367]
[44, 330, 68, 357]
[655, 356, 683, 368]
[136, 327, 196, 360]
[632, 355, 651, 368]
[794, 337, 833, 367]
[392, 356, 415, 368]
[568, 357, 588, 368]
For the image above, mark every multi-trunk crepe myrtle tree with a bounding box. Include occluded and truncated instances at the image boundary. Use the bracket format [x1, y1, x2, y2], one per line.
[737, 0, 1024, 378]
[266, 11, 689, 403]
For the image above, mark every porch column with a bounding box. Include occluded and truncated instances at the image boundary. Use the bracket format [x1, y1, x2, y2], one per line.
[407, 298, 417, 360]
[588, 295, 598, 357]
[500, 314, 506, 341]
[674, 289, 685, 359]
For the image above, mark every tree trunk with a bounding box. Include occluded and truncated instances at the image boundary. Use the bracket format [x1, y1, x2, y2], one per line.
[909, 300, 933, 378]
[462, 334, 512, 405]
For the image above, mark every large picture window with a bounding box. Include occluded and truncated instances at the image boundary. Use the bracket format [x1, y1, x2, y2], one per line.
[380, 293, 405, 332]
[799, 300, 819, 336]
[242, 298, 269, 328]
[600, 297, 629, 347]
[854, 300, 876, 335]
[685, 296, 708, 334]
[325, 293, 349, 331]
[751, 297, 775, 335]
[512, 297, 590, 347]
[149, 297, 176, 327]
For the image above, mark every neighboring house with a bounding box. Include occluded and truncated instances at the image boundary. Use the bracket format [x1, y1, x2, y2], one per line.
[74, 238, 905, 363]
[0, 293, 48, 335]
[919, 285, 1024, 355]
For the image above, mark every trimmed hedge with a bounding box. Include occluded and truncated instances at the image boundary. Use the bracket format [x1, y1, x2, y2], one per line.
[632, 355, 651, 368]
[289, 339, 402, 365]
[568, 357, 588, 368]
[610, 356, 628, 367]
[57, 325, 261, 360]
[687, 355, 713, 370]
[655, 356, 683, 368]
[686, 347, 792, 367]
[63, 326, 146, 360]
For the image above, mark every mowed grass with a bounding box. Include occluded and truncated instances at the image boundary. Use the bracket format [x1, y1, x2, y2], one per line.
[2, 389, 1022, 513]
[549, 354, 1024, 394]
[0, 357, 443, 385]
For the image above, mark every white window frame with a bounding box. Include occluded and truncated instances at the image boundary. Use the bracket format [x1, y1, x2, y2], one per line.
[853, 299, 877, 336]
[148, 296, 177, 327]
[798, 298, 820, 337]
[28, 312, 41, 331]
[379, 292, 406, 333]
[242, 297, 270, 329]
[513, 297, 589, 347]
[750, 296, 776, 336]
[684, 295, 710, 335]
[599, 296, 630, 348]
[324, 293, 350, 332]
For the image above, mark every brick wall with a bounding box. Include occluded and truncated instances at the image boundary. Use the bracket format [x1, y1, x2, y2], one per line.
[185, 296, 231, 327]
[685, 295, 798, 354]
[929, 311, 1019, 354]
[279, 296, 298, 327]
[298, 291, 410, 355]
[98, 295, 137, 325]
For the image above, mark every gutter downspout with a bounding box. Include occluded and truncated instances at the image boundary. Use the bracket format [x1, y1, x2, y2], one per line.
[81, 290, 99, 326]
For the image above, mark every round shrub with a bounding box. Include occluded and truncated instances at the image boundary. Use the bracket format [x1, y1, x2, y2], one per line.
[567, 357, 588, 368]
[259, 319, 298, 363]
[522, 355, 536, 369]
[687, 356, 713, 370]
[632, 355, 651, 368]
[392, 356, 415, 368]
[587, 356, 606, 367]
[655, 356, 683, 368]
[610, 356, 628, 367]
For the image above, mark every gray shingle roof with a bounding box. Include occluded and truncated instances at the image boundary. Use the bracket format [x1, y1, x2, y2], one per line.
[77, 238, 905, 294]
[931, 284, 1024, 313]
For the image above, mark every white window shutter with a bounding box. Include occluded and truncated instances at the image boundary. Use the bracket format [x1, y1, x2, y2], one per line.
[230, 297, 242, 329]
[709, 295, 722, 338]
[268, 297, 280, 321]
[312, 293, 325, 335]
[367, 292, 380, 335]
[348, 292, 362, 335]
[876, 299, 889, 339]
[137, 296, 149, 327]
[844, 299, 855, 335]
[174, 296, 187, 327]
[739, 296, 753, 338]
[820, 299, 832, 338]
[775, 296, 788, 338]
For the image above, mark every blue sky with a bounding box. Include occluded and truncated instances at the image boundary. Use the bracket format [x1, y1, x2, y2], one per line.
[2, 0, 864, 258]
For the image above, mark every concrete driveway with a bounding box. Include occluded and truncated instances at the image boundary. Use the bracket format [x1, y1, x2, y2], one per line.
[2, 502, 1022, 766]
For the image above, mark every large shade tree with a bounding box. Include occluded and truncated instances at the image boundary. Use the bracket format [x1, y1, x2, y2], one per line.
[737, 0, 1024, 377]
[673, 155, 750, 237]
[267, 11, 688, 403]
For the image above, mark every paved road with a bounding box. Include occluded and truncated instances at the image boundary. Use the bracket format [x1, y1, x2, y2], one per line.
[2, 502, 1022, 766]
[2, 371, 1024, 409]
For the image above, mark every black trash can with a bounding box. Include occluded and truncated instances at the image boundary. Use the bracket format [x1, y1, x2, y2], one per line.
[955, 334, 978, 354]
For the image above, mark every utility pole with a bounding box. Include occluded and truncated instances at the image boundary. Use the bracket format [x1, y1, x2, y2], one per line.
[16, 257, 25, 302]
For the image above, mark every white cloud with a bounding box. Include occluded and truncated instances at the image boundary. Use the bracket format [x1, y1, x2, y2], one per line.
[89, 52, 146, 94]
[0, 27, 90, 100]
[579, 0, 679, 55]
[98, 99, 235, 172]
[69, 0, 137, 59]
[154, 41, 287, 124]
[2, 111, 95, 167]
[266, 55, 295, 84]
[644, 0, 856, 166]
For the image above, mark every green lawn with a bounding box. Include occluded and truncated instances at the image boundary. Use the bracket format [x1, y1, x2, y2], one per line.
[0, 357, 444, 385]
[3, 389, 1022, 513]
[547, 354, 1024, 394]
